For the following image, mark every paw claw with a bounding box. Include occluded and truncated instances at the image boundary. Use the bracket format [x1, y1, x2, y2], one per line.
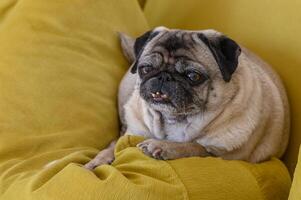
[152, 148, 163, 159]
[137, 142, 148, 150]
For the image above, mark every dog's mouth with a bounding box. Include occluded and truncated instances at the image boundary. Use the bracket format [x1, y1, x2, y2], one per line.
[139, 79, 192, 109]
[150, 91, 171, 104]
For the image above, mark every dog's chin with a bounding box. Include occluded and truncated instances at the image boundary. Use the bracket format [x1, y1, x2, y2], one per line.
[149, 100, 175, 112]
[145, 98, 199, 117]
[143, 96, 172, 109]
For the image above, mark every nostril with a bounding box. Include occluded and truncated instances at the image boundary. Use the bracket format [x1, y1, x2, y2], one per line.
[159, 72, 173, 82]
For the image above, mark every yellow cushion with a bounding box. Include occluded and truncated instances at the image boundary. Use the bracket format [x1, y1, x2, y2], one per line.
[289, 146, 301, 199]
[144, 0, 301, 175]
[0, 0, 147, 199]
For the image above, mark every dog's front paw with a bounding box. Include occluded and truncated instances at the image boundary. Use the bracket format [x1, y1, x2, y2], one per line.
[137, 139, 173, 160]
[84, 150, 114, 170]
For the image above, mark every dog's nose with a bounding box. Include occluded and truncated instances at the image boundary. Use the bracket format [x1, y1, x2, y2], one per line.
[151, 91, 168, 100]
[158, 72, 173, 82]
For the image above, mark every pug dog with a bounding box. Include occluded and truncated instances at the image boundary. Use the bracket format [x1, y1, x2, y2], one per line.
[84, 27, 290, 170]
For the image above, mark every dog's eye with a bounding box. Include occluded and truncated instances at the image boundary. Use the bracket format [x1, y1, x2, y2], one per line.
[187, 72, 201, 81]
[186, 71, 207, 84]
[140, 65, 153, 75]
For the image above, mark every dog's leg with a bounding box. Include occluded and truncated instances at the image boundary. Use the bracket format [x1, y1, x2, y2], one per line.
[84, 140, 117, 170]
[137, 139, 210, 160]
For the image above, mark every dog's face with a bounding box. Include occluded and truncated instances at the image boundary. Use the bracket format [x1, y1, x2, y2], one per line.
[120, 27, 241, 116]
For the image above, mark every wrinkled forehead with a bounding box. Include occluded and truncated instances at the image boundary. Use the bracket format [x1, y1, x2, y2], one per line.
[141, 30, 208, 65]
[154, 30, 196, 51]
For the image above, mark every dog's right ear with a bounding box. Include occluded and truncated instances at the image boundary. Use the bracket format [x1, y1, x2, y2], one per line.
[119, 30, 159, 74]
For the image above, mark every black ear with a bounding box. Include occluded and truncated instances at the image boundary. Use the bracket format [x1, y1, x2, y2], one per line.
[131, 30, 159, 74]
[198, 33, 241, 82]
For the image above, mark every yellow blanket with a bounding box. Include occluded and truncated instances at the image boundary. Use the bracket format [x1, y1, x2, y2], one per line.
[0, 135, 291, 200]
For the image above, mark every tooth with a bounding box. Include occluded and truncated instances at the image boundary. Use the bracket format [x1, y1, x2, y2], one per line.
[151, 93, 156, 97]
[156, 92, 160, 95]
[162, 94, 168, 99]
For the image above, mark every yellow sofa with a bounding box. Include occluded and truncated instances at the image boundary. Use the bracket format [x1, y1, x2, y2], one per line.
[0, 0, 299, 199]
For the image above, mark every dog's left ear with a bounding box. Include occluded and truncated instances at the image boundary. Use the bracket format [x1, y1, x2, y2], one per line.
[119, 30, 159, 74]
[119, 32, 136, 63]
[198, 32, 241, 82]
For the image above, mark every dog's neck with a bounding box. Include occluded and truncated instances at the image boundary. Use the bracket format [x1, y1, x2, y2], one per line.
[156, 110, 191, 124]
[164, 114, 186, 124]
